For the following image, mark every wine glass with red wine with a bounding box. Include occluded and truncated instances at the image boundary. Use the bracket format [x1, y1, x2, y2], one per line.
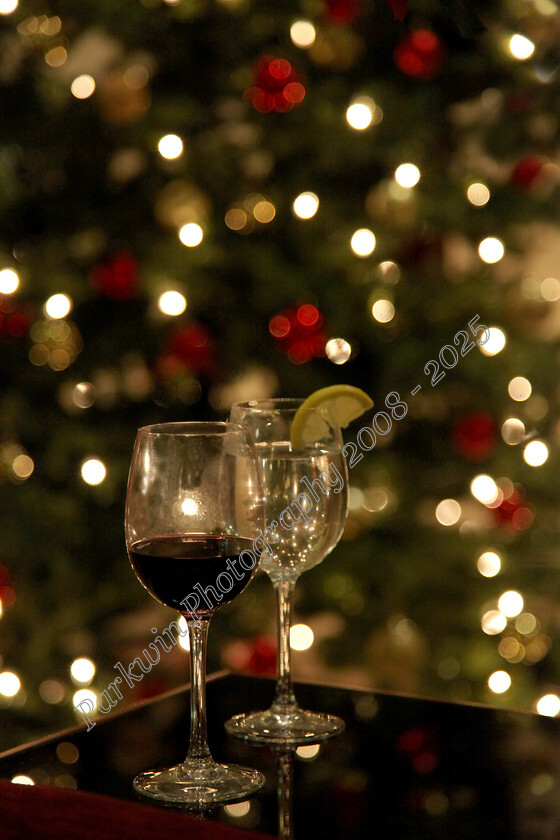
[125, 421, 265, 807]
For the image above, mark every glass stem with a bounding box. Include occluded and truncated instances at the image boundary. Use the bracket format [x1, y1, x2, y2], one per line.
[185, 617, 212, 765]
[273, 579, 297, 711]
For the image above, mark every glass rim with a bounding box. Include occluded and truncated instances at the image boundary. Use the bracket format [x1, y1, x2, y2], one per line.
[136, 421, 245, 436]
[232, 398, 304, 412]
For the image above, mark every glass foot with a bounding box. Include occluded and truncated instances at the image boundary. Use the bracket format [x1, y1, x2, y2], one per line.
[133, 757, 265, 808]
[225, 706, 345, 745]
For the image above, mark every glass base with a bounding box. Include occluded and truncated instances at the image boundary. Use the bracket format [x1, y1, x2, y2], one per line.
[225, 706, 345, 745]
[133, 758, 265, 809]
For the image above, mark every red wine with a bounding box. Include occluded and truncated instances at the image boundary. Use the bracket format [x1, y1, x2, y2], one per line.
[129, 535, 257, 617]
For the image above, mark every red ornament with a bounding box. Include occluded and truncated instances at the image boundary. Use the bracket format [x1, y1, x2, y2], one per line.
[269, 304, 327, 364]
[90, 250, 138, 300]
[511, 156, 547, 191]
[493, 488, 534, 532]
[158, 323, 216, 378]
[244, 55, 306, 114]
[394, 29, 444, 80]
[325, 0, 362, 24]
[0, 297, 32, 338]
[387, 0, 408, 21]
[452, 412, 496, 461]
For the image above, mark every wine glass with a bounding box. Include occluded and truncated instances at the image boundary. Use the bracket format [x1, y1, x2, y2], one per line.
[225, 399, 348, 744]
[125, 421, 266, 806]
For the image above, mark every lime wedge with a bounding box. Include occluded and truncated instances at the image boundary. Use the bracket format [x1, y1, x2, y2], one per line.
[290, 385, 373, 448]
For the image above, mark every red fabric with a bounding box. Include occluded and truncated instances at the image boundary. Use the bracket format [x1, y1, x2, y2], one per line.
[0, 780, 274, 840]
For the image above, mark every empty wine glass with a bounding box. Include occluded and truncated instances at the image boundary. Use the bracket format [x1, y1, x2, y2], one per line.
[125, 421, 266, 806]
[225, 399, 348, 744]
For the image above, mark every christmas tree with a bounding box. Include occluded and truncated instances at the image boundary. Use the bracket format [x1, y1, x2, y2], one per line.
[2, 0, 560, 746]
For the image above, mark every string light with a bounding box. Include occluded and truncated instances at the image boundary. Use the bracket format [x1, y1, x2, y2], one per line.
[488, 670, 511, 693]
[467, 183, 490, 206]
[44, 294, 72, 320]
[477, 551, 501, 577]
[479, 327, 506, 356]
[325, 338, 351, 364]
[435, 499, 461, 526]
[481, 610, 507, 635]
[478, 237, 504, 263]
[178, 223, 203, 247]
[158, 290, 187, 316]
[523, 440, 549, 466]
[346, 98, 375, 130]
[498, 590, 524, 617]
[501, 418, 525, 445]
[0, 0, 18, 14]
[12, 775, 34, 785]
[509, 34, 535, 60]
[470, 474, 499, 505]
[541, 277, 560, 301]
[73, 688, 96, 709]
[158, 134, 183, 160]
[351, 228, 376, 256]
[536, 693, 560, 716]
[71, 75, 95, 99]
[290, 623, 314, 650]
[292, 192, 319, 219]
[371, 299, 394, 323]
[395, 163, 420, 188]
[70, 658, 95, 684]
[290, 20, 316, 48]
[508, 376, 531, 401]
[81, 459, 106, 485]
[0, 268, 19, 294]
[0, 671, 21, 697]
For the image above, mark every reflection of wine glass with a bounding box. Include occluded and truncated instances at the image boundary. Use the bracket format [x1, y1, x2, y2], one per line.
[125, 421, 266, 807]
[225, 399, 348, 744]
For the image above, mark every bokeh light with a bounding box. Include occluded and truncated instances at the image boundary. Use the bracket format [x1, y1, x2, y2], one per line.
[71, 75, 95, 99]
[536, 693, 560, 716]
[325, 337, 351, 364]
[290, 20, 316, 48]
[0, 268, 19, 294]
[0, 0, 18, 15]
[478, 237, 504, 264]
[70, 658, 95, 685]
[0, 671, 21, 697]
[470, 474, 499, 505]
[73, 688, 96, 709]
[435, 499, 461, 526]
[481, 610, 507, 635]
[351, 228, 376, 256]
[523, 440, 549, 466]
[467, 183, 490, 206]
[346, 99, 374, 130]
[290, 623, 314, 650]
[293, 192, 319, 219]
[509, 34, 535, 60]
[81, 459, 106, 486]
[158, 290, 187, 316]
[44, 294, 72, 320]
[508, 377, 532, 401]
[395, 163, 420, 188]
[477, 551, 501, 577]
[498, 590, 524, 618]
[371, 299, 395, 323]
[179, 223, 203, 247]
[488, 670, 511, 693]
[158, 134, 183, 160]
[11, 775, 34, 785]
[479, 327, 506, 356]
[501, 418, 525, 445]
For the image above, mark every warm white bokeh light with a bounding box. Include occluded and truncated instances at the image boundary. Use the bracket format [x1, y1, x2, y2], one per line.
[541, 277, 560, 301]
[71, 75, 95, 99]
[73, 688, 96, 709]
[158, 290, 187, 316]
[290, 20, 316, 48]
[479, 237, 504, 264]
[325, 337, 351, 364]
[70, 658, 96, 684]
[537, 693, 560, 717]
[435, 499, 461, 526]
[467, 183, 490, 206]
[351, 228, 376, 256]
[44, 293, 72, 319]
[179, 223, 203, 247]
[158, 134, 183, 160]
[470, 474, 499, 505]
[181, 498, 198, 515]
[0, 0, 18, 15]
[395, 163, 420, 188]
[81, 458, 106, 486]
[11, 775, 34, 785]
[524, 440, 549, 467]
[290, 623, 314, 651]
[498, 590, 524, 618]
[0, 268, 19, 294]
[0, 671, 20, 697]
[293, 192, 319, 219]
[477, 551, 501, 578]
[481, 610, 508, 635]
[346, 100, 374, 130]
[371, 299, 395, 323]
[224, 801, 251, 818]
[479, 327, 506, 356]
[508, 376, 532, 402]
[488, 670, 511, 693]
[296, 744, 320, 759]
[12, 454, 34, 479]
[501, 418, 525, 445]
[509, 34, 535, 60]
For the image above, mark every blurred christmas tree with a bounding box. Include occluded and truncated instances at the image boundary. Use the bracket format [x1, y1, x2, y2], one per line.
[3, 0, 560, 745]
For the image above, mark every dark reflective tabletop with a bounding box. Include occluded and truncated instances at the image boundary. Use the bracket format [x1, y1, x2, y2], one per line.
[0, 672, 559, 839]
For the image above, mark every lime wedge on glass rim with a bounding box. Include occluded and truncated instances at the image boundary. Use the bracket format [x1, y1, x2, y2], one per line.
[290, 385, 374, 448]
